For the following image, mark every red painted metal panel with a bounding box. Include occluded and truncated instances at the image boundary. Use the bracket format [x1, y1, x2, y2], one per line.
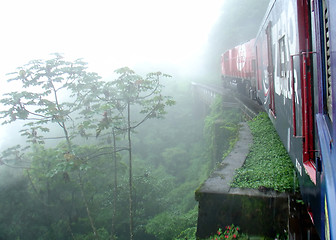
[221, 39, 256, 81]
[296, 0, 316, 182]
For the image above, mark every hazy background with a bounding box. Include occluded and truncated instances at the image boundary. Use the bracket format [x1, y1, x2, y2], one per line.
[0, 0, 269, 149]
[0, 0, 224, 79]
[0, 1, 271, 239]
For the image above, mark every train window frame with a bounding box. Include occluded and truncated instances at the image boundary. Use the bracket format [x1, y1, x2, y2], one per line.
[278, 36, 287, 78]
[255, 46, 262, 91]
[321, 0, 333, 122]
[266, 21, 276, 116]
[252, 59, 256, 75]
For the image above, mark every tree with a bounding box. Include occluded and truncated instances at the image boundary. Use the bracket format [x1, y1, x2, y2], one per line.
[0, 53, 101, 146]
[1, 55, 175, 240]
[89, 67, 175, 240]
[0, 53, 102, 238]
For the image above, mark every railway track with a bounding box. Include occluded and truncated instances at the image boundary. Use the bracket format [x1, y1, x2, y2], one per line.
[191, 82, 265, 119]
[234, 94, 265, 120]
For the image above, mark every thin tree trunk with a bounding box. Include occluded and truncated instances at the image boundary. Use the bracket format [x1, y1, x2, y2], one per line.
[111, 128, 117, 240]
[78, 171, 98, 239]
[127, 101, 134, 240]
[67, 221, 76, 240]
[61, 120, 98, 239]
[61, 121, 73, 153]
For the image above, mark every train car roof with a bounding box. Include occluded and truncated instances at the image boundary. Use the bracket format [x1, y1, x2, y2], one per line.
[256, 0, 276, 40]
[221, 38, 256, 55]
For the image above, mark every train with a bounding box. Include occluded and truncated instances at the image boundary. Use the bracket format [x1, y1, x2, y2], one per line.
[220, 0, 335, 239]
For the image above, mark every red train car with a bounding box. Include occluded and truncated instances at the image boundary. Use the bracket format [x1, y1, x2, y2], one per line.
[221, 38, 256, 95]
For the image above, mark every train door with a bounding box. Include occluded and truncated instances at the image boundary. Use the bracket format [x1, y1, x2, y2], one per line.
[298, 0, 316, 183]
[266, 22, 276, 116]
[293, 0, 321, 234]
[287, 0, 316, 184]
[314, 0, 335, 239]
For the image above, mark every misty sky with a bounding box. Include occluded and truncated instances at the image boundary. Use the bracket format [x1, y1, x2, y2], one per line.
[0, 0, 225, 80]
[0, 0, 225, 149]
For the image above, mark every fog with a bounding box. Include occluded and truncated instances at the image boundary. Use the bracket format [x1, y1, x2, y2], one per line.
[1, 0, 269, 147]
[0, 0, 269, 88]
[0, 1, 270, 239]
[0, 0, 228, 148]
[0, 0, 224, 79]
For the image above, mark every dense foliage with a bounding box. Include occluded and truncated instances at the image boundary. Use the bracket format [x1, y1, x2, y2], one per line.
[0, 54, 219, 240]
[231, 113, 299, 192]
[0, 53, 297, 239]
[172, 96, 241, 240]
[204, 96, 241, 169]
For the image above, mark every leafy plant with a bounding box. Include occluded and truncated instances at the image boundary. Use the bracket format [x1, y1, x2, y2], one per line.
[146, 208, 196, 240]
[107, 67, 175, 240]
[207, 225, 248, 240]
[204, 96, 240, 169]
[231, 113, 299, 192]
[174, 227, 197, 240]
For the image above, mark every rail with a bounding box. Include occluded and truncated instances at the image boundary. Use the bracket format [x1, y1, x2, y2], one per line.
[191, 82, 264, 119]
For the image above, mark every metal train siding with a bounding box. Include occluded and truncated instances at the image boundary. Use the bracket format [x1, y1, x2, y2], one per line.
[220, 0, 336, 239]
[221, 38, 256, 93]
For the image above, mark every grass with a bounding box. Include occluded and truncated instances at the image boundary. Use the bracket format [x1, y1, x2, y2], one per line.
[231, 113, 299, 192]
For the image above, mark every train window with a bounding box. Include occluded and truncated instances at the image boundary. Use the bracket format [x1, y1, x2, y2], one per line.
[266, 22, 276, 116]
[278, 36, 287, 78]
[322, 0, 333, 121]
[252, 59, 256, 74]
[255, 46, 262, 90]
[224, 54, 229, 61]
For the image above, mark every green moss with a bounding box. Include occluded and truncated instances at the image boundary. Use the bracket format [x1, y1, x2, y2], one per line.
[204, 96, 241, 169]
[231, 113, 299, 192]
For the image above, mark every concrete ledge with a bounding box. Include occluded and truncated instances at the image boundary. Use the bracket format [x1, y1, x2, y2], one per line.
[196, 192, 288, 239]
[197, 122, 252, 194]
[195, 122, 289, 239]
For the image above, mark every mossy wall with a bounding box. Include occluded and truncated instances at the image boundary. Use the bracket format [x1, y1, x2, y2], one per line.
[196, 192, 288, 239]
[204, 96, 240, 169]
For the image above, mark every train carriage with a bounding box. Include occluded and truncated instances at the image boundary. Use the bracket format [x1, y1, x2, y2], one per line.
[221, 0, 336, 239]
[313, 0, 336, 239]
[255, 0, 336, 238]
[221, 39, 256, 95]
[255, 0, 323, 235]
